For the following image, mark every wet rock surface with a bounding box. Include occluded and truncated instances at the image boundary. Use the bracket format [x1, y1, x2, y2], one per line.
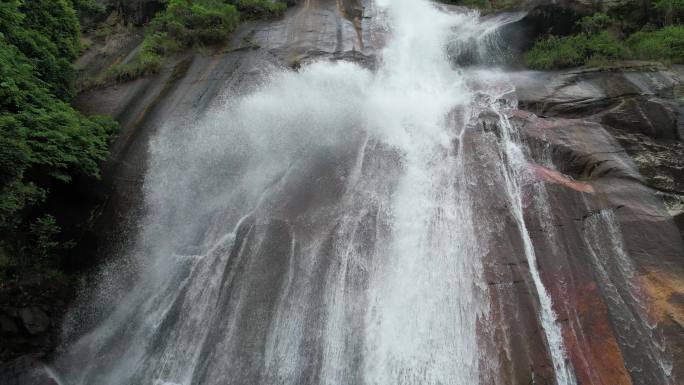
[512, 63, 684, 238]
[0, 356, 59, 385]
[506, 62, 684, 384]
[0, 278, 71, 366]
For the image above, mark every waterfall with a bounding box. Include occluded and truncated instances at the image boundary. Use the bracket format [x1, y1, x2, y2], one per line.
[53, 0, 583, 384]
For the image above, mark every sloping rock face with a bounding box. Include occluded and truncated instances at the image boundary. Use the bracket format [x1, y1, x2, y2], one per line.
[498, 63, 684, 384]
[513, 63, 684, 237]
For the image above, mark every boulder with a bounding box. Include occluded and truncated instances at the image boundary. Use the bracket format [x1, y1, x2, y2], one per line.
[0, 314, 19, 335]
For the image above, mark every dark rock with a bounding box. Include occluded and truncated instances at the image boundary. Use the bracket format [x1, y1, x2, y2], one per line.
[0, 314, 19, 335]
[19, 308, 49, 335]
[600, 96, 679, 139]
[496, 3, 584, 64]
[511, 63, 684, 238]
[97, 0, 165, 25]
[0, 356, 59, 385]
[1, 306, 20, 318]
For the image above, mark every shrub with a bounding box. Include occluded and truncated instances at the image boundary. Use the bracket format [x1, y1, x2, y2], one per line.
[525, 30, 627, 69]
[578, 13, 613, 34]
[526, 13, 628, 69]
[100, 51, 163, 84]
[232, 0, 287, 19]
[93, 0, 242, 86]
[627, 25, 684, 63]
[524, 8, 684, 69]
[0, 0, 80, 100]
[146, 0, 240, 50]
[0, 31, 116, 189]
[92, 0, 289, 85]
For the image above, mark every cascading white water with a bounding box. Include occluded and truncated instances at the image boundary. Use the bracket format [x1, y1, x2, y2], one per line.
[362, 2, 484, 383]
[53, 0, 582, 384]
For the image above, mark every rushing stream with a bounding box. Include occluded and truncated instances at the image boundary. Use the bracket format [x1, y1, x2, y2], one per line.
[50, 0, 677, 384]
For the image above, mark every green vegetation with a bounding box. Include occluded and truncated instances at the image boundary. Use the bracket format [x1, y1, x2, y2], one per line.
[234, 0, 287, 19]
[0, 0, 116, 282]
[93, 0, 241, 85]
[147, 0, 240, 48]
[526, 11, 684, 69]
[92, 0, 285, 86]
[0, 0, 80, 100]
[1, 0, 291, 282]
[627, 25, 684, 63]
[526, 27, 628, 69]
[99, 50, 164, 84]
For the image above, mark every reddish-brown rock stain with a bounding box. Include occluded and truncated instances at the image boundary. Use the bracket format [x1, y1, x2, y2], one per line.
[561, 280, 632, 385]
